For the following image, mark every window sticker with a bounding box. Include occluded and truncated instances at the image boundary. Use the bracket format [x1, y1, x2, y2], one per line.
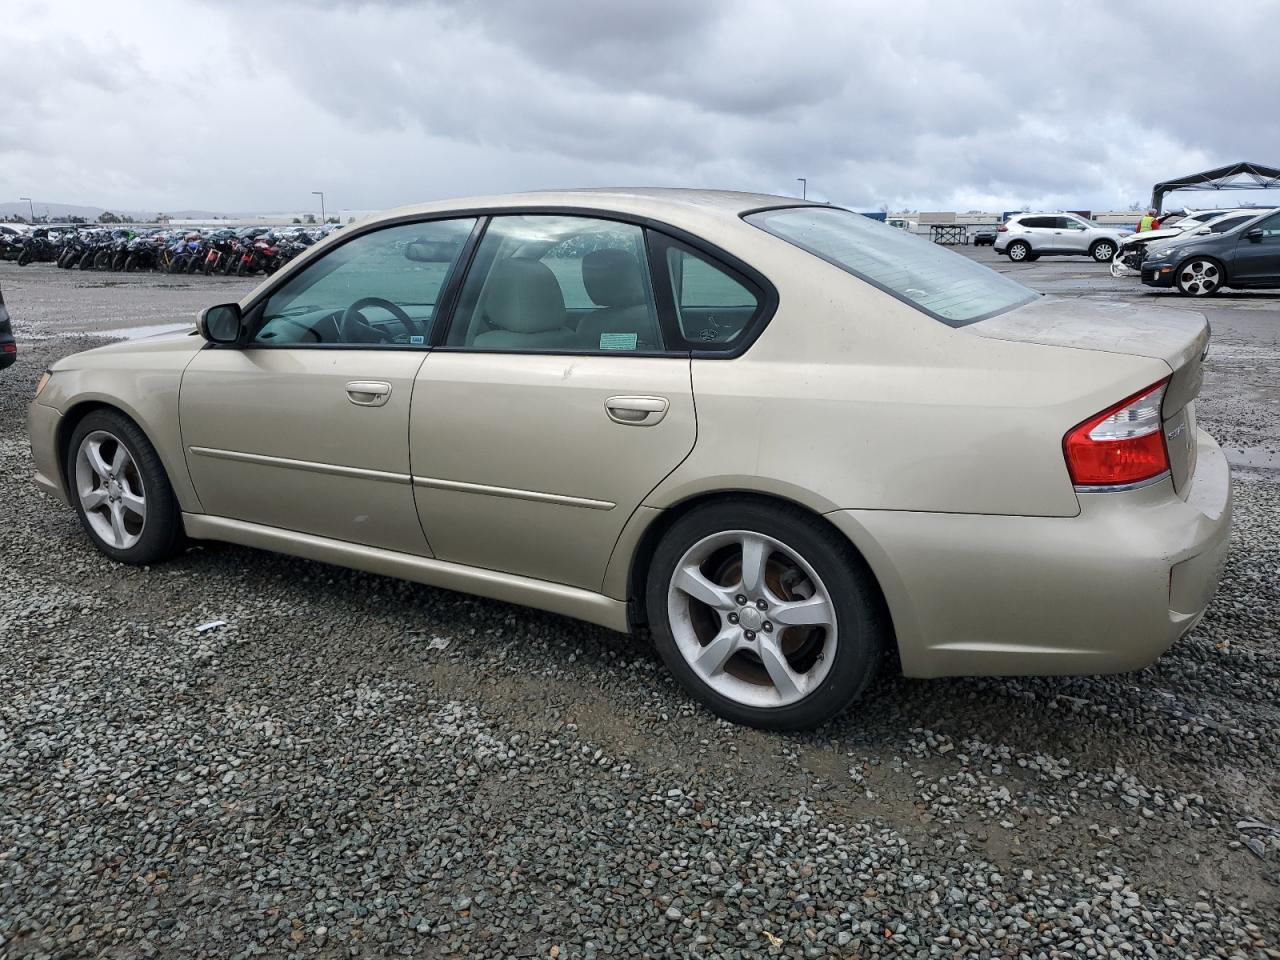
[599, 332, 638, 351]
[409, 335, 425, 345]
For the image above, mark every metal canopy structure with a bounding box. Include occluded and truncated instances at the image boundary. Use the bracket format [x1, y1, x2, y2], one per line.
[1151, 161, 1280, 213]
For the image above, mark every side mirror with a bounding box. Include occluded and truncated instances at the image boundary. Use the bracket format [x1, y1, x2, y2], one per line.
[198, 302, 242, 344]
[1245, 227, 1264, 242]
[404, 239, 461, 263]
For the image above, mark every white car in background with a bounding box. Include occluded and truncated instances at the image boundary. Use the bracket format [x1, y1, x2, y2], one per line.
[995, 213, 1131, 263]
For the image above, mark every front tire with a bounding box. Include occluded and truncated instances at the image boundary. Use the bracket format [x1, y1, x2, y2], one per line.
[1175, 258, 1224, 297]
[645, 499, 887, 731]
[1006, 240, 1031, 262]
[17, 249, 32, 266]
[67, 410, 184, 566]
[1090, 240, 1116, 262]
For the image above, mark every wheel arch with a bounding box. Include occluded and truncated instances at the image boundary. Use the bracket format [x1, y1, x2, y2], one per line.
[54, 399, 196, 512]
[618, 489, 900, 665]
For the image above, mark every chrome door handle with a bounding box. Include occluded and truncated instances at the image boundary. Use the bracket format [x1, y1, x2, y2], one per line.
[346, 380, 392, 407]
[605, 396, 669, 426]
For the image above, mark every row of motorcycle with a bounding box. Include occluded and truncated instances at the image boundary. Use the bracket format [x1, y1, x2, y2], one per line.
[0, 226, 328, 276]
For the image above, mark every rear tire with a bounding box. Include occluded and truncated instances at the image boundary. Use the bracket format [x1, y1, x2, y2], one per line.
[17, 249, 32, 266]
[66, 409, 184, 566]
[645, 499, 887, 731]
[1006, 240, 1031, 262]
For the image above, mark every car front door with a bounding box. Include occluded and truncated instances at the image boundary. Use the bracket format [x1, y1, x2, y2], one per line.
[409, 213, 709, 591]
[179, 217, 477, 555]
[1231, 213, 1280, 284]
[1057, 216, 1091, 253]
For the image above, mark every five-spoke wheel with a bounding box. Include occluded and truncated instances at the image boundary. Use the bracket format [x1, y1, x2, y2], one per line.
[647, 500, 886, 730]
[666, 530, 838, 709]
[67, 409, 183, 564]
[75, 430, 147, 549]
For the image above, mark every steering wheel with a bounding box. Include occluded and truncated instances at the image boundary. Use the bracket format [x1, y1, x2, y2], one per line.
[339, 297, 420, 343]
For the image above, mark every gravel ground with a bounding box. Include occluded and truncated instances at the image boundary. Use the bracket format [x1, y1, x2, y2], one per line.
[0, 261, 1277, 959]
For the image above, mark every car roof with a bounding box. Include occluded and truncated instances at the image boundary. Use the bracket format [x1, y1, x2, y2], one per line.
[369, 188, 828, 229]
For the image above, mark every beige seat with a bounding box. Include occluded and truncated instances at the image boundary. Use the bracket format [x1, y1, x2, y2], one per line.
[471, 258, 575, 350]
[576, 249, 662, 351]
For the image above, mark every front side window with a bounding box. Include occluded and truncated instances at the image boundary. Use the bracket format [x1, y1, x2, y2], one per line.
[253, 218, 476, 346]
[447, 215, 662, 353]
[746, 206, 1037, 327]
[1256, 213, 1280, 238]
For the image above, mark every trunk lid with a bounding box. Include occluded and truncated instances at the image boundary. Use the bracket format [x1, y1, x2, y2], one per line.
[966, 296, 1208, 494]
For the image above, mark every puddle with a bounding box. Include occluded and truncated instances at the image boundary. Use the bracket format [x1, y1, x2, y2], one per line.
[1224, 444, 1280, 479]
[88, 322, 195, 340]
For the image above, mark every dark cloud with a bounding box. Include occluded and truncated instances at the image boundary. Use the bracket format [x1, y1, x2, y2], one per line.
[2, 0, 1276, 213]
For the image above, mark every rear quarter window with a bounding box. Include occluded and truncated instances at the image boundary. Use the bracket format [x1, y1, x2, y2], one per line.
[746, 207, 1037, 327]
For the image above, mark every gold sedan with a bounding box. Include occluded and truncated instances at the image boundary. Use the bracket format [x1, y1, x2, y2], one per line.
[28, 190, 1231, 729]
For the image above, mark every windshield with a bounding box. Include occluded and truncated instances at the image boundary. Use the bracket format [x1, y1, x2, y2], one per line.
[746, 207, 1037, 326]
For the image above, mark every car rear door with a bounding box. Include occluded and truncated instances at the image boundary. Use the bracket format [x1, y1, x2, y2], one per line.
[1017, 216, 1055, 252]
[1231, 212, 1280, 284]
[409, 213, 697, 591]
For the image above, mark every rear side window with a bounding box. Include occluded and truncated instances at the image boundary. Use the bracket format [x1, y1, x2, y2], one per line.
[662, 243, 761, 350]
[1020, 216, 1053, 228]
[747, 206, 1037, 327]
[445, 215, 664, 353]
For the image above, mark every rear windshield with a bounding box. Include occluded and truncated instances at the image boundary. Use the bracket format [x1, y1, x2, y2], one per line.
[745, 207, 1037, 326]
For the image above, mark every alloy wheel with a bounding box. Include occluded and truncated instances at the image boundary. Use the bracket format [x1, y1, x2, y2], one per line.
[1093, 242, 1115, 262]
[666, 530, 837, 709]
[1177, 259, 1220, 296]
[75, 430, 147, 549]
[1008, 242, 1028, 262]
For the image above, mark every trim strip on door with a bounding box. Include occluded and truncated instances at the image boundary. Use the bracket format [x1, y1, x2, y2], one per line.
[188, 446, 411, 485]
[412, 475, 615, 511]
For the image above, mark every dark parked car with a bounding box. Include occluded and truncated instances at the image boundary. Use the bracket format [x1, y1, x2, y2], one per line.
[0, 281, 15, 371]
[972, 225, 997, 246]
[1142, 208, 1280, 296]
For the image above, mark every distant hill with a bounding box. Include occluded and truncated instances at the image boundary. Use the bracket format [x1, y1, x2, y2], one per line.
[0, 201, 243, 222]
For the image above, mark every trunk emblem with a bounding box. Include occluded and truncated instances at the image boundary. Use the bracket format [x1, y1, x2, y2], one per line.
[1166, 423, 1186, 441]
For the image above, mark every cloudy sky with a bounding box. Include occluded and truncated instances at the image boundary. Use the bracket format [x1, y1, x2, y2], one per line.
[4, 0, 1278, 216]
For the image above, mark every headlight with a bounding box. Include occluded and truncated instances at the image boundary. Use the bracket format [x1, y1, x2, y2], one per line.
[35, 370, 52, 398]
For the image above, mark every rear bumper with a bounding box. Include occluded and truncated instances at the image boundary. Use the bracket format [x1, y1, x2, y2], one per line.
[828, 428, 1232, 678]
[28, 399, 68, 504]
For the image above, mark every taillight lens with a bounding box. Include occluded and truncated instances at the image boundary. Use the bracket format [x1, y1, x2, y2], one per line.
[1063, 378, 1170, 488]
[996, 224, 1008, 232]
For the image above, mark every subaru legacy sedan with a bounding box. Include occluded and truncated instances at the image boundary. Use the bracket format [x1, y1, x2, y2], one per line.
[28, 190, 1231, 730]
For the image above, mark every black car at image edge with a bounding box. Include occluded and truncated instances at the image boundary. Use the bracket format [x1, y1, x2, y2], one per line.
[1141, 208, 1280, 297]
[0, 281, 15, 370]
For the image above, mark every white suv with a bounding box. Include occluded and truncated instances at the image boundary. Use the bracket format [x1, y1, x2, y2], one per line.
[995, 213, 1131, 263]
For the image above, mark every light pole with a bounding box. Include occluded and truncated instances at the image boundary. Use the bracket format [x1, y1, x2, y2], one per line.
[19, 196, 34, 222]
[312, 191, 326, 224]
[796, 178, 807, 200]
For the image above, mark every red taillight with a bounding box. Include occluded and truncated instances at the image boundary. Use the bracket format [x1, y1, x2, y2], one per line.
[1063, 378, 1171, 489]
[2, 343, 15, 354]
[996, 224, 1008, 232]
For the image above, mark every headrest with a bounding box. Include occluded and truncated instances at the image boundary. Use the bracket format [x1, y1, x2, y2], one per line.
[486, 258, 567, 334]
[582, 249, 646, 308]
